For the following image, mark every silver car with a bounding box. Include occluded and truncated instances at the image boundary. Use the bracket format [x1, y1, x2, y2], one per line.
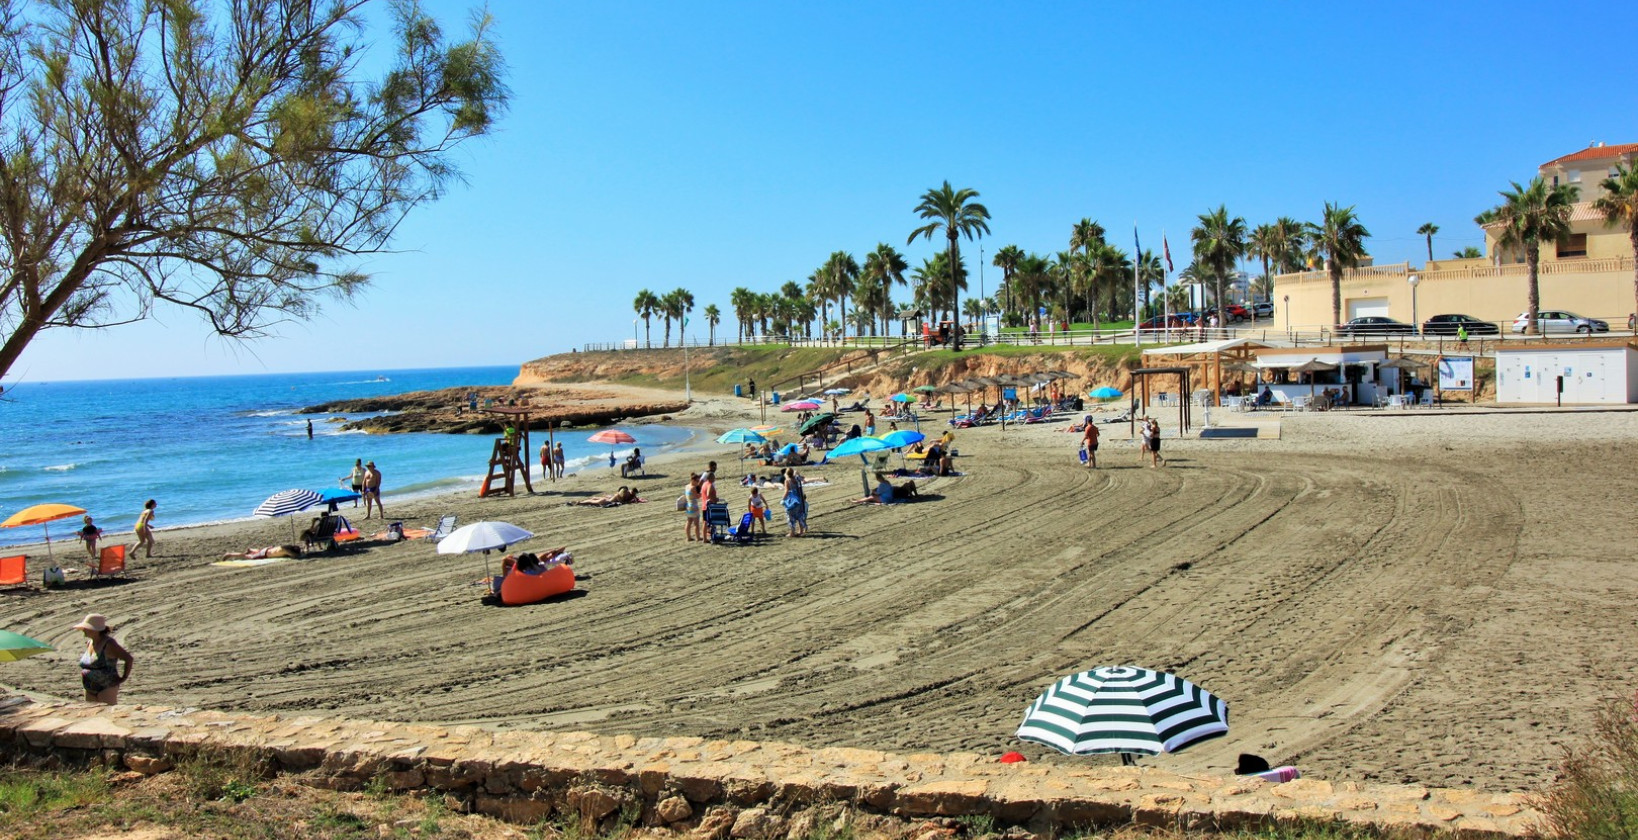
[1510, 310, 1609, 334]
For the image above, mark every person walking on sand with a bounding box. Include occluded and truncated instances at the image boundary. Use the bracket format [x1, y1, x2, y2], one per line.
[864, 409, 876, 437]
[747, 487, 768, 534]
[1082, 420, 1100, 469]
[342, 459, 365, 507]
[683, 473, 703, 543]
[540, 441, 552, 481]
[362, 461, 383, 519]
[1138, 418, 1154, 466]
[74, 614, 132, 705]
[553, 442, 566, 479]
[132, 499, 157, 558]
[781, 468, 808, 537]
[1146, 418, 1164, 468]
[78, 515, 102, 561]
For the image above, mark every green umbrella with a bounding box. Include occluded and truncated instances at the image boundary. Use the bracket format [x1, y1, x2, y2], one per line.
[0, 629, 53, 662]
[797, 412, 838, 436]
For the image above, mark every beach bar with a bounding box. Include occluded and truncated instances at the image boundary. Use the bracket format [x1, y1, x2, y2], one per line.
[1250, 345, 1393, 407]
[1495, 342, 1638, 404]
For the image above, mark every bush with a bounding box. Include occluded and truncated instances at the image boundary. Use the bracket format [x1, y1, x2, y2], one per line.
[1533, 690, 1638, 839]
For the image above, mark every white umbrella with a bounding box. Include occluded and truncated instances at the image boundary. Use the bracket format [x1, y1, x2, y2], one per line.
[1016, 665, 1229, 762]
[436, 521, 535, 555]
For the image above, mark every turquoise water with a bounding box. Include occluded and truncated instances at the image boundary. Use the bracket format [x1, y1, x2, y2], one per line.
[0, 367, 696, 546]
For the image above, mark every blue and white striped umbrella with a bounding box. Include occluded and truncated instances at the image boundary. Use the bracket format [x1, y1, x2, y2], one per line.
[253, 489, 323, 518]
[1015, 665, 1229, 757]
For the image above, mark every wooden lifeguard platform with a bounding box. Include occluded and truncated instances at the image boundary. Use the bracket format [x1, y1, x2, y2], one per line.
[479, 407, 535, 497]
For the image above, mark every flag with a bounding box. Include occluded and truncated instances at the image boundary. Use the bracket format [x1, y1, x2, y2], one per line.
[1162, 237, 1173, 274]
[1134, 226, 1142, 262]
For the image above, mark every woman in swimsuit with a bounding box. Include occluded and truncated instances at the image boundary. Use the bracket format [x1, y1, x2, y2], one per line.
[781, 468, 807, 537]
[73, 614, 133, 705]
[343, 459, 365, 506]
[132, 499, 157, 558]
[684, 474, 702, 542]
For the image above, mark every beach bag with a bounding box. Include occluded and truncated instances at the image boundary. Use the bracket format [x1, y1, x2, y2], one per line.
[675, 494, 687, 511]
[386, 522, 405, 541]
[43, 566, 65, 588]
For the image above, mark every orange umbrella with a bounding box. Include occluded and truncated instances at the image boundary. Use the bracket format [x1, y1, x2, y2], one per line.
[1, 503, 88, 558]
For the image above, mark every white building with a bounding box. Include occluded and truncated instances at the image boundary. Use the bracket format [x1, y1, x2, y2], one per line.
[1494, 343, 1638, 404]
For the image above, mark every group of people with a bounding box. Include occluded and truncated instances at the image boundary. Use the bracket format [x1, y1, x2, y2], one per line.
[539, 441, 568, 479]
[74, 499, 158, 567]
[1079, 417, 1163, 468]
[340, 459, 385, 518]
[682, 461, 805, 540]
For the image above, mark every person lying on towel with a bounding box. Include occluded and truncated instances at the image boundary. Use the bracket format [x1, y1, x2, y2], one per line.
[222, 545, 304, 560]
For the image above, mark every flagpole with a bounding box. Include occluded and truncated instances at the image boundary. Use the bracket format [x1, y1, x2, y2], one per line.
[1133, 223, 1142, 349]
[1162, 231, 1171, 343]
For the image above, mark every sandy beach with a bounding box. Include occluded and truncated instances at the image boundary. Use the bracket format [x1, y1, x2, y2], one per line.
[3, 392, 1635, 794]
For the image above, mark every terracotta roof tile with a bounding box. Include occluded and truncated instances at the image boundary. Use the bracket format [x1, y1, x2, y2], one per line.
[1542, 143, 1638, 168]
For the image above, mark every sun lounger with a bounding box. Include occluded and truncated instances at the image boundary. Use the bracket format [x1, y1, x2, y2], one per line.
[704, 502, 732, 542]
[0, 555, 28, 590]
[725, 512, 757, 544]
[91, 545, 127, 578]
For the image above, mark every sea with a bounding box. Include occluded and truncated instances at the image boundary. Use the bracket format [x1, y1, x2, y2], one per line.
[0, 366, 699, 547]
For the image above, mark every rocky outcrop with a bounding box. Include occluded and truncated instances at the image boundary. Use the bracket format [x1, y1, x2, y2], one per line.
[0, 700, 1539, 838]
[302, 385, 689, 434]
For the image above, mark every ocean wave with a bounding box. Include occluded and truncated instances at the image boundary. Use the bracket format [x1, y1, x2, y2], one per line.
[390, 474, 483, 495]
[245, 409, 296, 417]
[43, 463, 77, 472]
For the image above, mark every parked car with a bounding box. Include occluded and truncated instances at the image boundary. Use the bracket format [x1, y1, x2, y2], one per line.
[1200, 305, 1250, 323]
[1137, 315, 1187, 331]
[1337, 316, 1415, 337]
[1174, 311, 1201, 325]
[1251, 301, 1275, 319]
[1510, 310, 1609, 334]
[1421, 314, 1500, 336]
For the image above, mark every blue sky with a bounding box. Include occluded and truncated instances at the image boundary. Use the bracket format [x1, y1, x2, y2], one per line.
[14, 1, 1638, 382]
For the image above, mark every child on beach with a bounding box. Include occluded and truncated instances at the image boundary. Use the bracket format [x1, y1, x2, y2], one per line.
[747, 487, 768, 533]
[78, 516, 102, 560]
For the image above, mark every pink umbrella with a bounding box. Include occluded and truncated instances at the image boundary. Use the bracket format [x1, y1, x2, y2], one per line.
[587, 429, 637, 469]
[782, 400, 821, 412]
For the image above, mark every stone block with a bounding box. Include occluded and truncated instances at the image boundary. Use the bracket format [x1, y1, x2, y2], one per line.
[273, 744, 326, 771]
[385, 769, 425, 790]
[731, 806, 785, 839]
[658, 795, 694, 824]
[124, 755, 172, 774]
[895, 779, 990, 817]
[17, 717, 71, 748]
[475, 794, 553, 823]
[693, 806, 738, 840]
[1047, 797, 1130, 827]
[638, 763, 671, 797]
[676, 774, 725, 803]
[568, 784, 633, 822]
[1270, 778, 1334, 799]
[1428, 804, 1462, 822]
[56, 717, 132, 750]
[725, 778, 776, 806]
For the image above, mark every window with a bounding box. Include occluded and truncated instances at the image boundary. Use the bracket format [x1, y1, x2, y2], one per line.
[1568, 169, 1581, 183]
[1557, 233, 1588, 258]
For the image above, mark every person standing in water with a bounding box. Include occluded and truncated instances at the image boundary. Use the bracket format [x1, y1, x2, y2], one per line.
[553, 442, 566, 479]
[362, 462, 383, 519]
[73, 614, 133, 705]
[306, 418, 314, 439]
[132, 500, 157, 558]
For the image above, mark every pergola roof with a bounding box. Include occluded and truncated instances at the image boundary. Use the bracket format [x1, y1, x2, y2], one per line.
[1141, 338, 1270, 357]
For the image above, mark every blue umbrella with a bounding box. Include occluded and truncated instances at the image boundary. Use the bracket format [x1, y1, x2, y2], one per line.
[824, 436, 891, 462]
[717, 429, 768, 445]
[315, 487, 361, 506]
[876, 430, 925, 450]
[889, 393, 916, 403]
[1090, 387, 1123, 400]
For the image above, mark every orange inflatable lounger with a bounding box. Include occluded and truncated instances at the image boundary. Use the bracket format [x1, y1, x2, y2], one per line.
[499, 560, 575, 606]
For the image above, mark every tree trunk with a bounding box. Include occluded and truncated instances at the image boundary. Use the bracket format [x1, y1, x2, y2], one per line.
[1329, 262, 1342, 328]
[1631, 231, 1638, 334]
[1526, 242, 1540, 336]
[949, 231, 961, 350]
[644, 319, 652, 349]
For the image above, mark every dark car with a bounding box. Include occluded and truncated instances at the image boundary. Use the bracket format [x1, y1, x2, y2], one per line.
[1422, 314, 1499, 336]
[1251, 301, 1275, 319]
[1338, 316, 1415, 338]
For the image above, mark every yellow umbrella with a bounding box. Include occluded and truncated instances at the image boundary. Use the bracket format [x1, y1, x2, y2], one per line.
[1, 503, 88, 558]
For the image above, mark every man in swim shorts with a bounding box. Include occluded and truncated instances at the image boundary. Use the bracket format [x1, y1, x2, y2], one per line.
[1082, 420, 1100, 469]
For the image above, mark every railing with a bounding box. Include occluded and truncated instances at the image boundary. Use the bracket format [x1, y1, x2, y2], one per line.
[1275, 256, 1635, 286]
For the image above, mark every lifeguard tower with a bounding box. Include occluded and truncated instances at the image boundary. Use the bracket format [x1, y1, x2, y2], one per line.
[480, 407, 535, 497]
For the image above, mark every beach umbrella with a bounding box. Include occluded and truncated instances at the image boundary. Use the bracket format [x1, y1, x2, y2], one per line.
[588, 429, 636, 467]
[797, 412, 837, 436]
[254, 489, 323, 540]
[1, 503, 87, 559]
[1288, 359, 1339, 399]
[1016, 665, 1229, 761]
[889, 393, 916, 403]
[716, 429, 768, 445]
[749, 424, 783, 435]
[912, 385, 940, 393]
[0, 629, 53, 662]
[876, 429, 925, 450]
[824, 436, 891, 462]
[822, 388, 851, 396]
[437, 521, 534, 555]
[1090, 386, 1123, 400]
[782, 399, 822, 412]
[313, 487, 361, 511]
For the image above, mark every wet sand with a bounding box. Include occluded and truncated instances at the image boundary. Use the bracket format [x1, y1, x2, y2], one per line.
[4, 395, 1636, 792]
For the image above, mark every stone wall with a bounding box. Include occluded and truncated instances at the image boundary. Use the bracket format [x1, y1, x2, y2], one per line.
[0, 699, 1537, 838]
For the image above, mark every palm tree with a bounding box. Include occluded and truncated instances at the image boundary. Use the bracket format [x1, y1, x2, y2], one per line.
[862, 243, 908, 336]
[1247, 223, 1277, 305]
[660, 288, 693, 347]
[1308, 203, 1372, 327]
[1192, 205, 1247, 317]
[1271, 216, 1309, 274]
[1136, 249, 1163, 316]
[780, 281, 807, 338]
[1485, 178, 1578, 334]
[805, 270, 831, 341]
[1016, 253, 1051, 328]
[1452, 246, 1483, 259]
[1593, 163, 1638, 329]
[703, 304, 720, 346]
[909, 181, 990, 347]
[1417, 222, 1440, 263]
[992, 244, 1023, 326]
[1070, 219, 1106, 255]
[1251, 273, 1274, 302]
[632, 289, 660, 348]
[824, 251, 860, 341]
[1052, 250, 1082, 325]
[730, 287, 757, 342]
[1092, 244, 1132, 326]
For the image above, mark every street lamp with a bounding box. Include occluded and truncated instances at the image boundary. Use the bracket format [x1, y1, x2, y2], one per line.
[633, 318, 640, 349]
[1283, 295, 1290, 332]
[1407, 274, 1420, 336]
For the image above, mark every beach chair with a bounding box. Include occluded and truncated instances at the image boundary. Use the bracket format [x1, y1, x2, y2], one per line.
[1290, 394, 1309, 412]
[726, 512, 757, 544]
[704, 502, 732, 543]
[428, 514, 457, 541]
[302, 515, 340, 552]
[0, 555, 27, 590]
[868, 451, 892, 472]
[1419, 391, 1436, 408]
[91, 545, 127, 578]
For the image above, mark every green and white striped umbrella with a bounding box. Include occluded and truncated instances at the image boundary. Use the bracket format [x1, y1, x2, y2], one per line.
[1015, 665, 1229, 757]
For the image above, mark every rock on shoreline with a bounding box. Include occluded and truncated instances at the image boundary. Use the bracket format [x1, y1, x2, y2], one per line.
[301, 385, 689, 434]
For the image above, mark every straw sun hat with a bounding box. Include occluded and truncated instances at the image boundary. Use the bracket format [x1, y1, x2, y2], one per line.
[72, 614, 108, 633]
